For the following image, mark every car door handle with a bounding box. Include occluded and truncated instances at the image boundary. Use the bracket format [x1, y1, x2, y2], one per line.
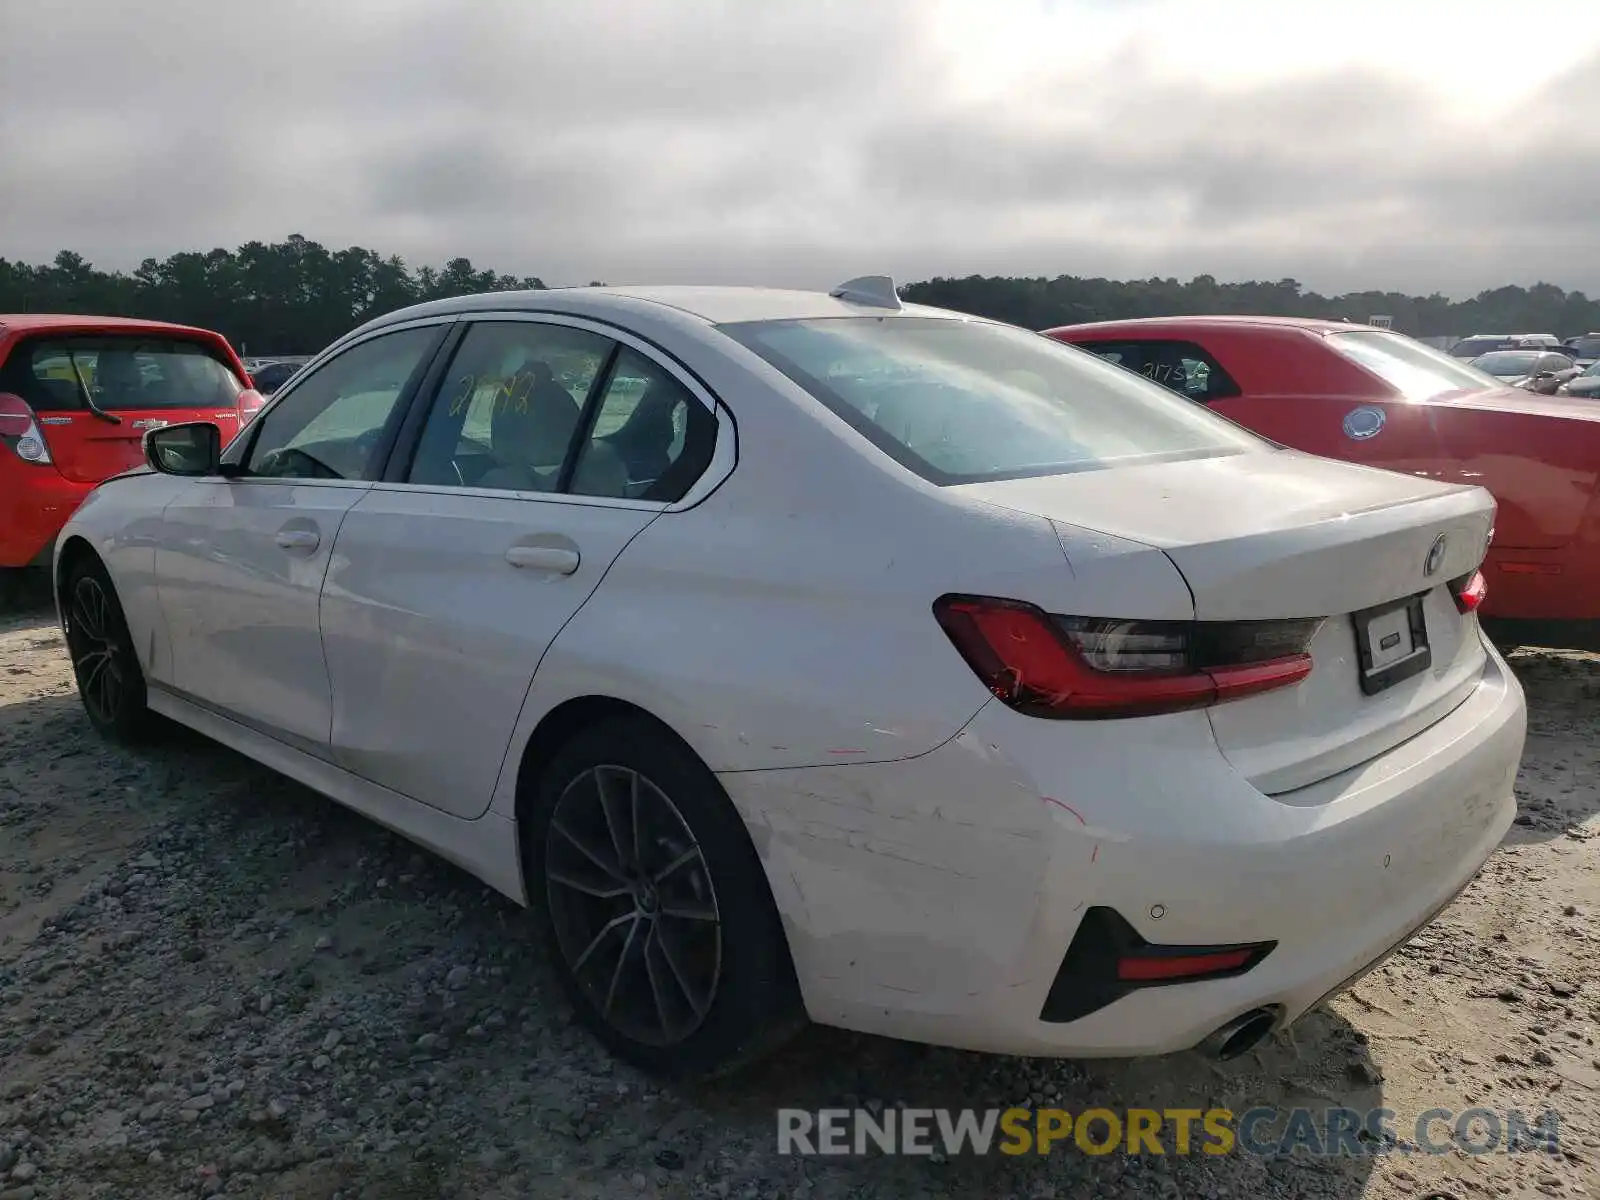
[505, 544, 580, 574]
[274, 529, 320, 551]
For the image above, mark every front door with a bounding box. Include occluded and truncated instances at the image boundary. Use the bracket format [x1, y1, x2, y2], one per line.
[153, 324, 447, 750]
[319, 318, 719, 818]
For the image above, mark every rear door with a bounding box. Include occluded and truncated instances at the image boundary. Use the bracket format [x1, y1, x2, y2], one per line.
[318, 316, 722, 819]
[3, 334, 246, 482]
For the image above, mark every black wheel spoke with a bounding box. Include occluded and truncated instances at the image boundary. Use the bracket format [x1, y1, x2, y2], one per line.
[547, 869, 630, 900]
[593, 766, 635, 874]
[652, 845, 700, 884]
[659, 903, 717, 922]
[550, 816, 627, 882]
[653, 913, 712, 1017]
[571, 911, 637, 975]
[545, 763, 721, 1047]
[603, 914, 644, 1016]
[641, 924, 676, 1037]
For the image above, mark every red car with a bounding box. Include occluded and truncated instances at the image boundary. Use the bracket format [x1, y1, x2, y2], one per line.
[1043, 316, 1600, 650]
[1, 315, 260, 581]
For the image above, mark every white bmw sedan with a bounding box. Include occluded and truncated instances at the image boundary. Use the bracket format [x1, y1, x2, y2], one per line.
[52, 278, 1525, 1078]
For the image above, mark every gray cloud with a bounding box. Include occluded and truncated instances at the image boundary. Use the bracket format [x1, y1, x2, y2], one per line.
[1, 0, 1598, 298]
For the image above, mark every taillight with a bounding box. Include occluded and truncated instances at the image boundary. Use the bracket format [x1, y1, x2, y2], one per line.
[932, 594, 1318, 719]
[237, 388, 266, 423]
[0, 392, 53, 465]
[1449, 569, 1487, 614]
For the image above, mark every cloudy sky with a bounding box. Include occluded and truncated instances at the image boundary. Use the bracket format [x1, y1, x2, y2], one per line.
[2, 0, 1598, 297]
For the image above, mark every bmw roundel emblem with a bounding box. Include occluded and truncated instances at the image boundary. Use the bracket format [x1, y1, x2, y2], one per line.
[1425, 533, 1448, 577]
[1342, 406, 1386, 440]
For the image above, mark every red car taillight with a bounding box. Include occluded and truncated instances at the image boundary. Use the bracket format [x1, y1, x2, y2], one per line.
[237, 387, 266, 425]
[1449, 569, 1487, 614]
[932, 595, 1318, 719]
[0, 392, 53, 465]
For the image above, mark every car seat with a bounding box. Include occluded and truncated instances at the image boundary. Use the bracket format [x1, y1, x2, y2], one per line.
[603, 382, 680, 485]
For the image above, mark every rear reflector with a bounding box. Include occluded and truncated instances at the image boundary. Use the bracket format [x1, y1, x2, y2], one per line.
[0, 392, 53, 465]
[1116, 946, 1263, 982]
[1497, 561, 1560, 576]
[1040, 906, 1277, 1024]
[933, 594, 1318, 719]
[1449, 569, 1488, 613]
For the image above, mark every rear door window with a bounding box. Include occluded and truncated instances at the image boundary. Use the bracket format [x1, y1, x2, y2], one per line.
[8, 336, 243, 412]
[1072, 339, 1242, 402]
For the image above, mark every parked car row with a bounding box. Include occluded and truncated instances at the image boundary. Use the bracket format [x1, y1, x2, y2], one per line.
[30, 278, 1526, 1082]
[1465, 348, 1584, 394]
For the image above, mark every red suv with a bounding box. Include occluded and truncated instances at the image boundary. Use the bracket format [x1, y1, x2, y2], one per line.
[0, 315, 260, 580]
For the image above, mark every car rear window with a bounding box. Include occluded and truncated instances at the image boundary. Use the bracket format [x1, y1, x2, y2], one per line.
[719, 316, 1264, 484]
[1470, 351, 1543, 375]
[9, 335, 243, 412]
[1327, 330, 1501, 400]
[1448, 337, 1511, 357]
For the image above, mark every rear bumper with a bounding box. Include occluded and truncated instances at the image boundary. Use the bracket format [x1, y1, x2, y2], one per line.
[0, 458, 91, 569]
[726, 638, 1525, 1057]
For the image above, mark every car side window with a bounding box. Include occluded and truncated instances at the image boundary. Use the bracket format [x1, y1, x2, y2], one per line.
[1074, 339, 1242, 403]
[244, 327, 439, 481]
[569, 347, 717, 502]
[406, 321, 614, 492]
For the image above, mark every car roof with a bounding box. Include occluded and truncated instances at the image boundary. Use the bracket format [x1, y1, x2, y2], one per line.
[351, 283, 957, 338]
[1046, 314, 1384, 336]
[0, 313, 223, 339]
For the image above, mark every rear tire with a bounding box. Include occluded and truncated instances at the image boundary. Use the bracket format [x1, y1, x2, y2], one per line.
[62, 555, 153, 742]
[526, 716, 807, 1079]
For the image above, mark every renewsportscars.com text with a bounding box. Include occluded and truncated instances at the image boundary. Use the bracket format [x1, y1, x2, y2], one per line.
[776, 1106, 1561, 1158]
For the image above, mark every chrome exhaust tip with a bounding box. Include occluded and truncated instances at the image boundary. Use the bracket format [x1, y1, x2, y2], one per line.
[1197, 1007, 1278, 1059]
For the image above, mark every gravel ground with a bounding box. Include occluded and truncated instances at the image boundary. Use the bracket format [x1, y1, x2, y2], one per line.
[1, 592, 1597, 1200]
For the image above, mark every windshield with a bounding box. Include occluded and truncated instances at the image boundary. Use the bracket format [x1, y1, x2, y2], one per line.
[1326, 330, 1501, 399]
[1582, 362, 1600, 378]
[15, 336, 243, 412]
[1470, 351, 1543, 376]
[720, 315, 1266, 484]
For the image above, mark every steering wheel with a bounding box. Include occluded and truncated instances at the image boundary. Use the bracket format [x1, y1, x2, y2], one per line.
[256, 446, 341, 480]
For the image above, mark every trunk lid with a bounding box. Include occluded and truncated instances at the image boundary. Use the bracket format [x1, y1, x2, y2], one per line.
[954, 448, 1496, 793]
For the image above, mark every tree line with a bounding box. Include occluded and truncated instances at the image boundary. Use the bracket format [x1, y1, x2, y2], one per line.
[4, 235, 1599, 354]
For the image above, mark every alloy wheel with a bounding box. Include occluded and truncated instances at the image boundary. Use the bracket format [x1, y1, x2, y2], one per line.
[67, 574, 127, 725]
[544, 764, 722, 1047]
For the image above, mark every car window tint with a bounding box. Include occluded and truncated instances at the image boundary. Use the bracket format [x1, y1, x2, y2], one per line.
[244, 327, 438, 481]
[1072, 339, 1241, 403]
[406, 321, 611, 492]
[8, 336, 242, 412]
[568, 348, 717, 501]
[722, 316, 1263, 485]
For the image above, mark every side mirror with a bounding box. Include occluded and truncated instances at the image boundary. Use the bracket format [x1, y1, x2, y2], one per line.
[1535, 370, 1556, 380]
[144, 421, 221, 476]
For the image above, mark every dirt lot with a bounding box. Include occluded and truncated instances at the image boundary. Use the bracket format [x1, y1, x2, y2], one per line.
[1, 593, 1597, 1200]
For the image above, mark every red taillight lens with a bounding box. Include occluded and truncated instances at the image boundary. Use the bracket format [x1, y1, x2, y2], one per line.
[1449, 569, 1487, 614]
[932, 595, 1317, 719]
[0, 392, 52, 465]
[237, 388, 266, 424]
